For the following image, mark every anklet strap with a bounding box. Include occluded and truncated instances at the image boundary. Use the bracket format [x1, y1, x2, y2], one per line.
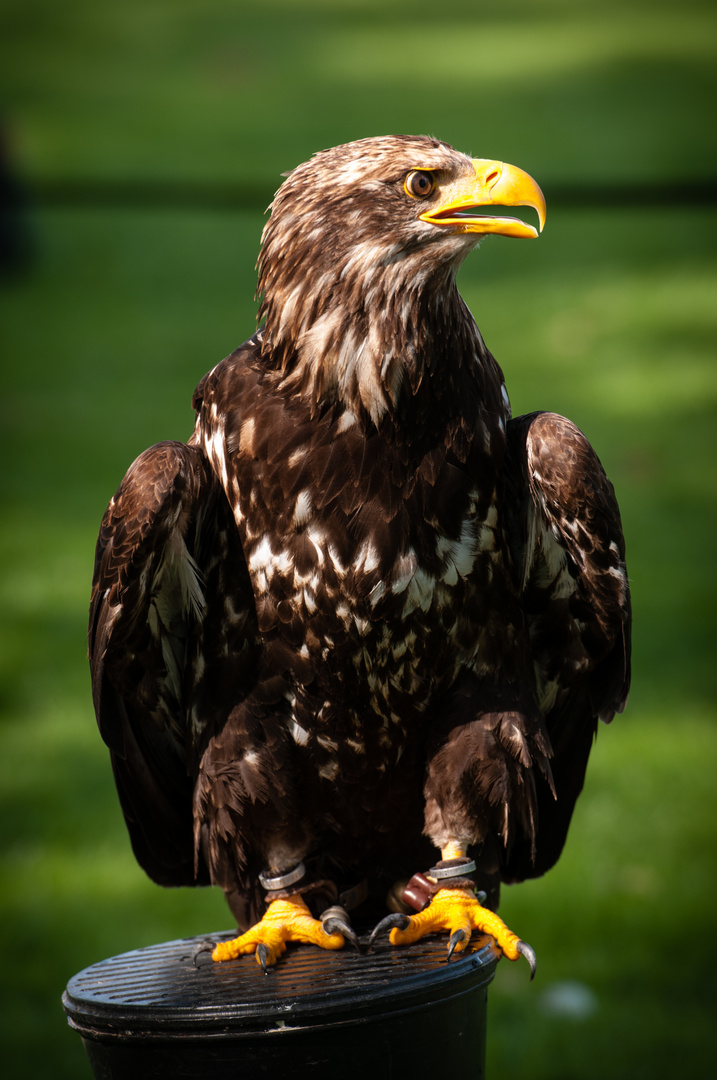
[259, 862, 306, 891]
[429, 857, 476, 880]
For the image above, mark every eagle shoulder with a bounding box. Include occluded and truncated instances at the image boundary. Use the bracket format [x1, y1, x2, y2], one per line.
[506, 411, 630, 716]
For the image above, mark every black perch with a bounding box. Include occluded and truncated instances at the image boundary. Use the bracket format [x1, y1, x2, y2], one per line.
[63, 930, 500, 1079]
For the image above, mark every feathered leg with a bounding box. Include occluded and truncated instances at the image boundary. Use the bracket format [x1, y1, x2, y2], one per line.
[194, 700, 352, 969]
[380, 694, 550, 975]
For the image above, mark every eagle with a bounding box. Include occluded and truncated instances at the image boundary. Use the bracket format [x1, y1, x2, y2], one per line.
[89, 135, 631, 975]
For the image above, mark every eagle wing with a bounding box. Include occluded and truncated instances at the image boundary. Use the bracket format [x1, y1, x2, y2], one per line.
[504, 411, 631, 880]
[89, 440, 259, 886]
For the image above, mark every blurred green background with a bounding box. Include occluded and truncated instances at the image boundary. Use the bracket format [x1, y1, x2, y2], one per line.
[1, 1, 716, 1077]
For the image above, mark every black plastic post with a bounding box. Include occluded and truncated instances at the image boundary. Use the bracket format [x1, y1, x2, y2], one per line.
[63, 929, 500, 1079]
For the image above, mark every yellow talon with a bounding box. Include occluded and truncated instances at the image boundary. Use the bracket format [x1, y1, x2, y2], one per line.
[389, 887, 527, 966]
[212, 895, 346, 968]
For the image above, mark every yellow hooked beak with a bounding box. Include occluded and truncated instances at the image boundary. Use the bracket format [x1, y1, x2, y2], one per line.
[420, 159, 546, 239]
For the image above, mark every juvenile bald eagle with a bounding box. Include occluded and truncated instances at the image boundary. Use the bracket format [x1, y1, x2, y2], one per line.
[89, 135, 630, 973]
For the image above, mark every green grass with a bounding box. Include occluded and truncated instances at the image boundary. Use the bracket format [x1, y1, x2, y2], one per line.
[1, 1, 716, 1077]
[3, 0, 717, 188]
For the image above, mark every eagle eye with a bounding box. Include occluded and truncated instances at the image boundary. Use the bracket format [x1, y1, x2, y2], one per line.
[404, 170, 436, 200]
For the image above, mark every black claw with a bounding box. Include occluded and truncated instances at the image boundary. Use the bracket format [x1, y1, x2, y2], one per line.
[256, 942, 270, 974]
[517, 939, 537, 980]
[323, 917, 361, 951]
[192, 939, 216, 967]
[446, 927, 467, 962]
[368, 912, 411, 951]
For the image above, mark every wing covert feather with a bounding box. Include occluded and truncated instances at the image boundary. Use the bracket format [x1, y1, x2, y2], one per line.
[504, 411, 632, 880]
[89, 440, 259, 885]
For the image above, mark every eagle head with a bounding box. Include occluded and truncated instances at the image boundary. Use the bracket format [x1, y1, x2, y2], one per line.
[257, 135, 546, 424]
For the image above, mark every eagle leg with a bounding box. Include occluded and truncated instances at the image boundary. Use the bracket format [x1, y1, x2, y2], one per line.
[211, 895, 347, 970]
[385, 886, 536, 978]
